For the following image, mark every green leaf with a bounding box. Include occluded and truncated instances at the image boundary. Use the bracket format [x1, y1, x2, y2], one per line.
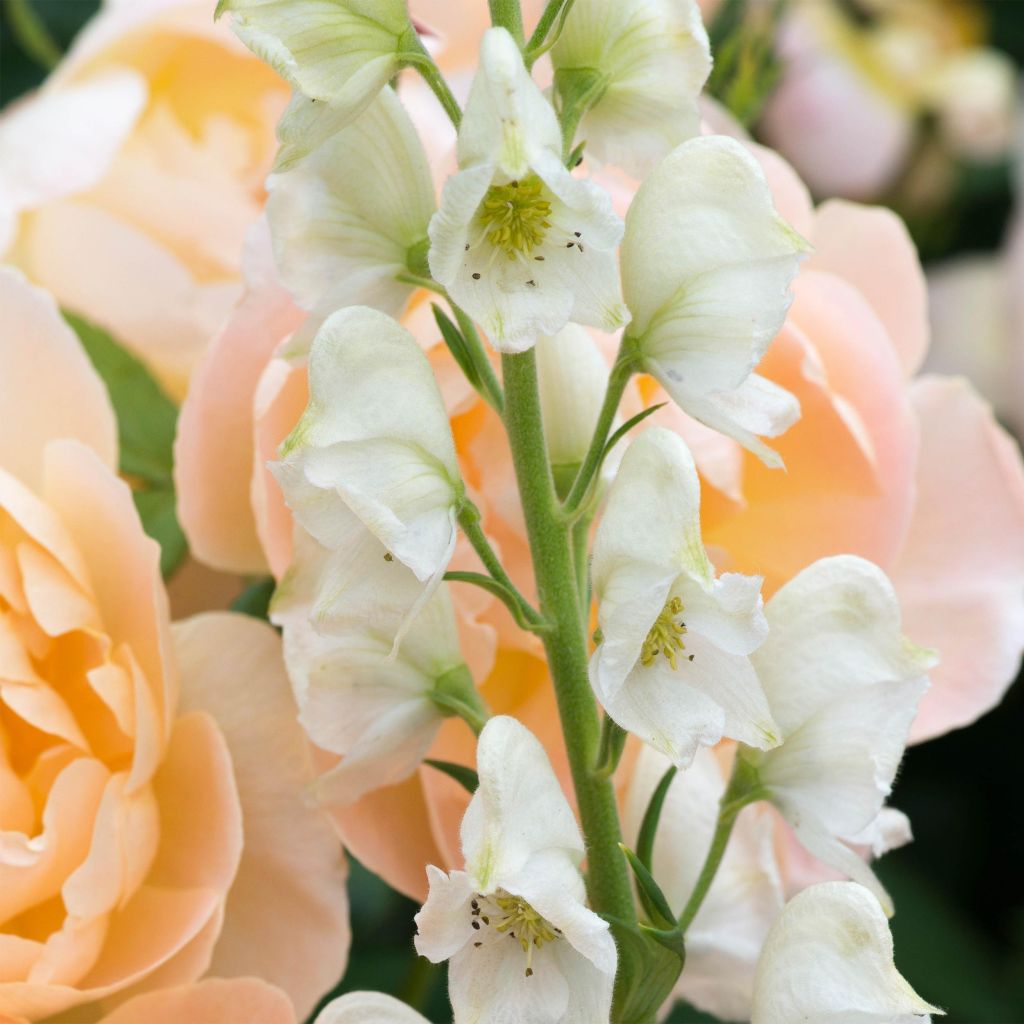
[637, 765, 677, 871]
[607, 916, 685, 1024]
[433, 304, 482, 392]
[620, 844, 676, 930]
[131, 489, 187, 578]
[424, 759, 479, 795]
[231, 577, 276, 621]
[602, 403, 667, 463]
[63, 312, 187, 577]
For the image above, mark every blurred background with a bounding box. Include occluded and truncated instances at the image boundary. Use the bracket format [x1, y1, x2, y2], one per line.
[2, 0, 1023, 1020]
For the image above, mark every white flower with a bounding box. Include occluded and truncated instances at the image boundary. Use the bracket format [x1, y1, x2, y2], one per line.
[590, 427, 779, 766]
[271, 306, 463, 647]
[428, 28, 629, 353]
[747, 555, 936, 912]
[551, 0, 712, 175]
[274, 582, 477, 806]
[315, 991, 431, 1023]
[624, 746, 784, 1022]
[217, 0, 412, 129]
[268, 88, 435, 316]
[751, 882, 940, 1024]
[415, 716, 617, 1024]
[620, 136, 810, 466]
[536, 324, 610, 474]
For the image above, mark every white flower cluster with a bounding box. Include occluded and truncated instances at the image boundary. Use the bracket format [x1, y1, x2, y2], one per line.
[217, 0, 942, 1021]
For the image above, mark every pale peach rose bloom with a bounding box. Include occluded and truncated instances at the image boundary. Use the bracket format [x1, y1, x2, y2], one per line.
[176, 21, 1023, 901]
[0, 0, 289, 400]
[0, 269, 348, 1021]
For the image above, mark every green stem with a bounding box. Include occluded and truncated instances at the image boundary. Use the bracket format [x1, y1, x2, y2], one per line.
[403, 43, 462, 128]
[524, 0, 576, 66]
[488, 0, 525, 45]
[677, 753, 764, 933]
[562, 349, 636, 518]
[5, 0, 60, 69]
[456, 503, 542, 627]
[501, 350, 634, 921]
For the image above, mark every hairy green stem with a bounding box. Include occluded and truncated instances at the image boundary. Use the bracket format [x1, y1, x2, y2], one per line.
[524, 0, 576, 66]
[501, 350, 634, 921]
[488, 0, 525, 45]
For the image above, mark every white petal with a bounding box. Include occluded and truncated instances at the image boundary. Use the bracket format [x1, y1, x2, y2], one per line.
[271, 522, 438, 654]
[461, 716, 583, 889]
[219, 0, 408, 116]
[751, 882, 939, 1024]
[536, 325, 611, 468]
[622, 135, 809, 393]
[590, 428, 710, 699]
[274, 306, 461, 582]
[458, 28, 561, 176]
[315, 991, 431, 1024]
[597, 632, 777, 766]
[414, 865, 476, 962]
[448, 922, 570, 1024]
[552, 0, 711, 176]
[502, 849, 617, 977]
[757, 676, 926, 898]
[754, 555, 937, 737]
[674, 572, 768, 656]
[267, 88, 434, 312]
[656, 373, 800, 468]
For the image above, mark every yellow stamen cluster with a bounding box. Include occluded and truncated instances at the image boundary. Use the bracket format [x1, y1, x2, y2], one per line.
[479, 176, 552, 259]
[640, 596, 687, 669]
[471, 891, 559, 977]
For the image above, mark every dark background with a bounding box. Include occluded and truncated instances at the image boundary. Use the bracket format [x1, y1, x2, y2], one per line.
[2, 1, 1023, 1020]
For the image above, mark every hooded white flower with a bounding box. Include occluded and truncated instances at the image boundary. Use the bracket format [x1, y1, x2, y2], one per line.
[751, 882, 940, 1024]
[415, 716, 617, 1024]
[590, 427, 779, 765]
[217, 0, 411, 130]
[536, 324, 611, 475]
[747, 556, 936, 913]
[551, 0, 712, 175]
[428, 28, 629, 353]
[273, 581, 475, 806]
[315, 991, 431, 1023]
[620, 136, 810, 466]
[268, 88, 435, 316]
[271, 306, 463, 647]
[624, 746, 785, 1022]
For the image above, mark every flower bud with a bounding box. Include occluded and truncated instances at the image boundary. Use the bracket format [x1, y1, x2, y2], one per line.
[552, 0, 712, 175]
[536, 324, 609, 474]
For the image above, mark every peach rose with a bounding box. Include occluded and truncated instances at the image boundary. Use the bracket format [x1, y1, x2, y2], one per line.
[0, 268, 348, 1020]
[0, 0, 289, 399]
[175, 28, 1023, 901]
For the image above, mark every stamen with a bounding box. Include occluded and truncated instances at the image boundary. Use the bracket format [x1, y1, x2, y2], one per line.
[478, 176, 553, 260]
[470, 890, 559, 977]
[640, 597, 688, 669]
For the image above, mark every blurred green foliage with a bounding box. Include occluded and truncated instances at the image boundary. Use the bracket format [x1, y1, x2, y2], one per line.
[3, 2, 1024, 1021]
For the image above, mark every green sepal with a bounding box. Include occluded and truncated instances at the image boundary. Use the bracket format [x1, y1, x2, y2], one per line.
[424, 758, 479, 795]
[639, 922, 687, 959]
[64, 311, 187, 578]
[430, 663, 489, 735]
[619, 844, 676, 930]
[554, 66, 608, 118]
[605, 915, 685, 1024]
[637, 764, 677, 871]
